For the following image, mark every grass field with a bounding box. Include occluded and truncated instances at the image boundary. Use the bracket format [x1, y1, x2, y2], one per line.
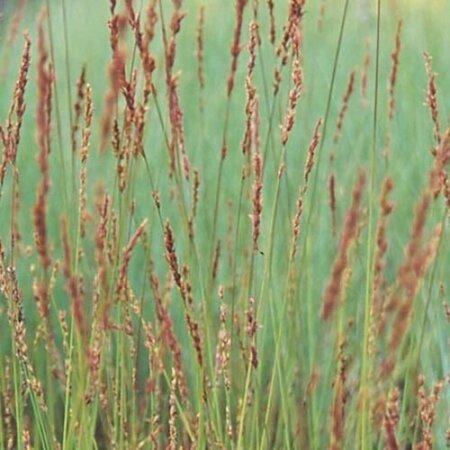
[0, 0, 449, 448]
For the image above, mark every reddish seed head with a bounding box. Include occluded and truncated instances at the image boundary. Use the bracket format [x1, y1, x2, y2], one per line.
[388, 20, 403, 121]
[321, 170, 366, 320]
[424, 52, 441, 145]
[334, 69, 357, 144]
[280, 58, 303, 145]
[227, 0, 249, 97]
[196, 6, 205, 89]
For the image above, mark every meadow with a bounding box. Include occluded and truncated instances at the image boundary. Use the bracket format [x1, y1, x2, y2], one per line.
[0, 0, 448, 448]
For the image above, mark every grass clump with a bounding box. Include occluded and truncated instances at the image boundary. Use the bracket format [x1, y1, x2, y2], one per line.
[0, 0, 448, 448]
